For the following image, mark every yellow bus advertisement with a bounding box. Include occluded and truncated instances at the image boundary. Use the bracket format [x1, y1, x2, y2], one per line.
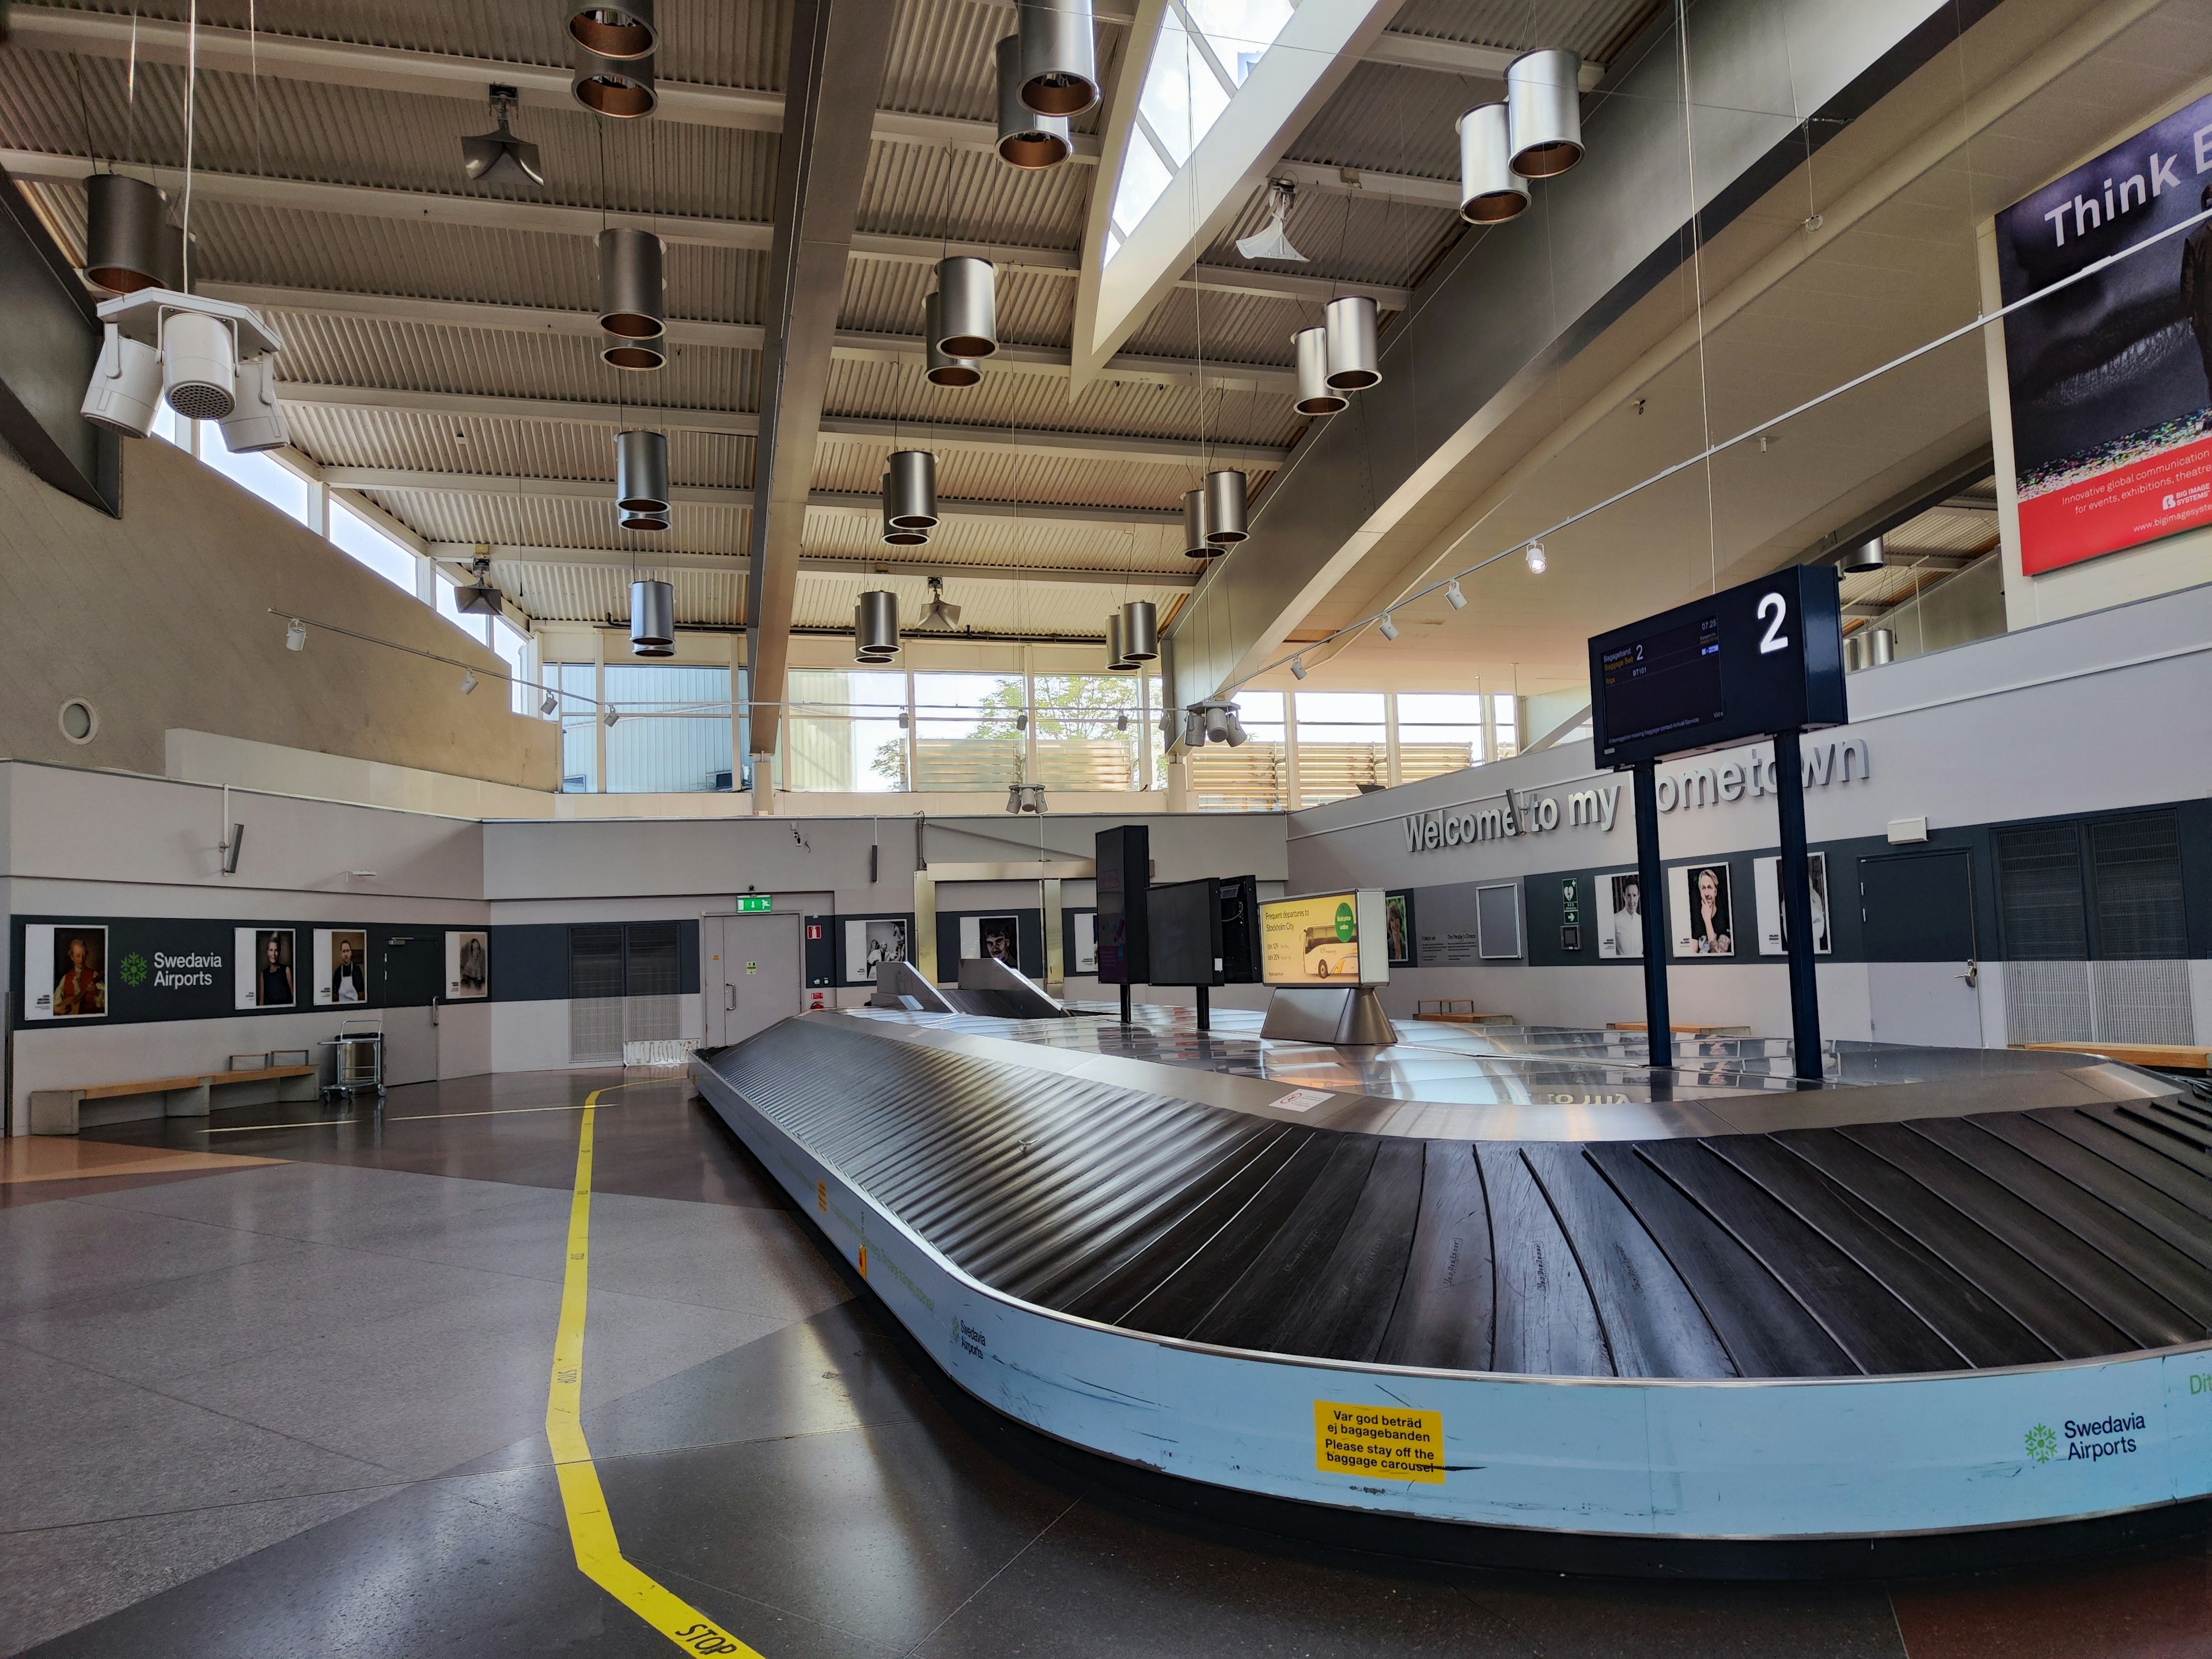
[1260, 893, 1361, 985]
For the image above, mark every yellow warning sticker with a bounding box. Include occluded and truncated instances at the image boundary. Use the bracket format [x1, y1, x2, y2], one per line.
[857, 1243, 869, 1278]
[816, 1178, 827, 1213]
[1313, 1399, 1445, 1485]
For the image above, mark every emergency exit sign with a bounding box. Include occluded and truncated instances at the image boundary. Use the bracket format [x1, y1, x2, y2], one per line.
[738, 895, 772, 912]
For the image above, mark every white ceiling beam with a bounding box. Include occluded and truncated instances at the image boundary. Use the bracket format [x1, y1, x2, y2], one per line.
[1270, 160, 1463, 211]
[1361, 32, 1605, 88]
[5, 151, 1406, 308]
[428, 541, 1194, 588]
[202, 283, 1299, 393]
[3, 5, 1099, 159]
[279, 383, 1291, 467]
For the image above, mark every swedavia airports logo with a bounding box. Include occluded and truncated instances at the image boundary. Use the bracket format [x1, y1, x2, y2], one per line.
[2025, 1423, 2057, 1463]
[2026, 1414, 2146, 1465]
[118, 952, 149, 988]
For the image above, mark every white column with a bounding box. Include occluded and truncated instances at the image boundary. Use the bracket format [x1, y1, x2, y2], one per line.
[593, 627, 608, 792]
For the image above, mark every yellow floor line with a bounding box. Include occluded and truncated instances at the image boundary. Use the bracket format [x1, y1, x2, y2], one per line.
[547, 1088, 765, 1658]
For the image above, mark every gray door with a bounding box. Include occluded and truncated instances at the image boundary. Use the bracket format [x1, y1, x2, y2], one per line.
[706, 914, 805, 1046]
[1859, 851, 1983, 1047]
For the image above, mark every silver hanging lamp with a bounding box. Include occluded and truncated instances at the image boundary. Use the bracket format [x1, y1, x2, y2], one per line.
[1323, 296, 1381, 391]
[1293, 326, 1347, 415]
[621, 509, 669, 532]
[1204, 469, 1248, 544]
[1103, 610, 1137, 672]
[615, 428, 670, 514]
[933, 257, 999, 358]
[573, 46, 657, 117]
[1016, 0, 1099, 116]
[83, 173, 170, 295]
[1183, 487, 1216, 559]
[1506, 50, 1584, 178]
[599, 228, 664, 343]
[567, 2, 656, 59]
[855, 589, 901, 661]
[1456, 102, 1529, 224]
[1119, 599, 1159, 661]
[923, 291, 983, 387]
[1842, 533, 1886, 573]
[884, 449, 938, 530]
[630, 577, 675, 652]
[995, 35, 1071, 168]
[881, 484, 930, 547]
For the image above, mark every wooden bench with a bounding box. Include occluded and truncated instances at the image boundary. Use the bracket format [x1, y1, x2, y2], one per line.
[2017, 1041, 2210, 1073]
[1415, 1000, 1515, 1025]
[29, 1065, 320, 1135]
[1609, 1021, 1754, 1037]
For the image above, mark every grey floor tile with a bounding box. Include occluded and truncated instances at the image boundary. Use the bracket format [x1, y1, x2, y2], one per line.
[0, 1339, 395, 1532]
[583, 1197, 855, 1322]
[0, 1199, 306, 1320]
[1450, 1574, 1909, 1658]
[0, 1487, 385, 1656]
[71, 1160, 551, 1246]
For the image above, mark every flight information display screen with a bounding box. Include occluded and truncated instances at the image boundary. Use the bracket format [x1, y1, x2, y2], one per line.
[1597, 613, 1724, 749]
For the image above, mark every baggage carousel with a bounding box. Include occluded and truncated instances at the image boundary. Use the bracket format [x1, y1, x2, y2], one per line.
[691, 1006, 2212, 1572]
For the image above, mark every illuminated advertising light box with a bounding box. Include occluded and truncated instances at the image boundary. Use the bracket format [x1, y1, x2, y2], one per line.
[1258, 890, 1390, 987]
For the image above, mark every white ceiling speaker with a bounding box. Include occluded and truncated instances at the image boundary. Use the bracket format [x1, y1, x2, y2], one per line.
[879, 480, 930, 547]
[1235, 179, 1308, 263]
[885, 449, 938, 529]
[461, 85, 544, 185]
[1323, 295, 1380, 392]
[1204, 469, 1248, 544]
[933, 257, 998, 358]
[1293, 325, 1347, 415]
[599, 228, 664, 368]
[1842, 533, 1886, 572]
[630, 577, 675, 650]
[995, 35, 1071, 169]
[615, 428, 670, 514]
[1182, 486, 1217, 559]
[83, 173, 170, 295]
[567, 1, 656, 59]
[1456, 102, 1528, 224]
[923, 291, 982, 387]
[1016, 0, 1099, 117]
[81, 324, 162, 435]
[162, 309, 237, 419]
[1506, 50, 1584, 179]
[1119, 599, 1159, 662]
[916, 574, 962, 630]
[572, 45, 656, 117]
[855, 589, 901, 661]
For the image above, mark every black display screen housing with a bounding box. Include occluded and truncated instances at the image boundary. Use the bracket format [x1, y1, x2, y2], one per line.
[1146, 878, 1223, 987]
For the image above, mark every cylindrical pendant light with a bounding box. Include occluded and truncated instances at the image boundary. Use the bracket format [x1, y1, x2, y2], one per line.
[84, 173, 169, 294]
[598, 228, 664, 343]
[1868, 627, 1896, 666]
[855, 589, 901, 660]
[615, 429, 670, 514]
[1183, 487, 1215, 559]
[1103, 610, 1137, 671]
[923, 291, 983, 387]
[885, 449, 938, 529]
[1506, 50, 1584, 179]
[1456, 102, 1528, 224]
[1119, 599, 1159, 662]
[880, 486, 930, 547]
[1293, 326, 1347, 416]
[630, 577, 675, 649]
[603, 332, 664, 371]
[996, 35, 1072, 168]
[567, 1, 656, 59]
[1203, 469, 1248, 545]
[933, 256, 998, 358]
[1016, 0, 1099, 116]
[573, 47, 657, 118]
[1842, 533, 1886, 573]
[620, 509, 669, 532]
[1844, 632, 1867, 673]
[1323, 295, 1381, 392]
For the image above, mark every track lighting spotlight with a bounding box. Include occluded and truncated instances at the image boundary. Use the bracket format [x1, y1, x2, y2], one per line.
[604, 707, 621, 728]
[285, 618, 307, 652]
[1290, 656, 1306, 680]
[461, 85, 545, 186]
[1184, 709, 1206, 749]
[1224, 711, 1248, 747]
[1016, 712, 1029, 733]
[1116, 711, 1128, 732]
[1007, 783, 1022, 815]
[1444, 578, 1466, 611]
[1377, 612, 1398, 641]
[1160, 710, 1177, 744]
[1524, 541, 1548, 574]
[459, 669, 478, 695]
[81, 323, 162, 435]
[539, 687, 559, 715]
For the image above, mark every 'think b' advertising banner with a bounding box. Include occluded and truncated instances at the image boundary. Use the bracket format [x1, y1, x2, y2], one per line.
[1996, 94, 2212, 574]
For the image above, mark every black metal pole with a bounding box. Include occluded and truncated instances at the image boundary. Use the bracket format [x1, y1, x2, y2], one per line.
[1632, 759, 1672, 1070]
[1195, 984, 1210, 1031]
[1771, 730, 1823, 1082]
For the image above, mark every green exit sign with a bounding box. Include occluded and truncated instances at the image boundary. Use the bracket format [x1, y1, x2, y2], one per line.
[738, 895, 772, 912]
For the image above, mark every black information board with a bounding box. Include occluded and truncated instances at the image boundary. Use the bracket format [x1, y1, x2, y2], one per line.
[1148, 878, 1223, 987]
[1588, 565, 1845, 770]
[1094, 825, 1150, 986]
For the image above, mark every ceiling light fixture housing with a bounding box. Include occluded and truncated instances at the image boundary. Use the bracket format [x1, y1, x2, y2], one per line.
[995, 35, 1071, 169]
[1456, 101, 1528, 224]
[461, 85, 545, 185]
[1842, 533, 1886, 573]
[1293, 325, 1348, 415]
[880, 484, 930, 547]
[1016, 0, 1100, 117]
[567, 1, 656, 59]
[1183, 486, 1216, 559]
[84, 289, 287, 449]
[615, 427, 671, 514]
[1204, 469, 1249, 544]
[1444, 577, 1466, 610]
[285, 618, 308, 652]
[573, 47, 657, 118]
[630, 577, 675, 652]
[83, 173, 170, 294]
[1377, 612, 1398, 641]
[1104, 610, 1136, 672]
[884, 449, 938, 529]
[598, 228, 665, 353]
[1524, 540, 1547, 574]
[923, 291, 983, 387]
[933, 257, 998, 358]
[1506, 50, 1584, 179]
[1323, 295, 1381, 391]
[855, 589, 900, 661]
[1119, 599, 1159, 662]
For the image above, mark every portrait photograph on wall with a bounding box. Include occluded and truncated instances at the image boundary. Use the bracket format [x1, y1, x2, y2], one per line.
[959, 915, 1021, 970]
[1753, 853, 1834, 955]
[315, 929, 371, 1006]
[1383, 891, 1416, 967]
[1598, 870, 1645, 959]
[236, 927, 297, 1009]
[1070, 911, 1099, 976]
[1669, 865, 1736, 957]
[1995, 92, 2212, 573]
[849, 916, 910, 984]
[24, 923, 108, 1020]
[445, 930, 489, 999]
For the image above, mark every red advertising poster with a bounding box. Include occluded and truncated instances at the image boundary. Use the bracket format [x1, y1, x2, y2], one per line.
[1995, 94, 2212, 575]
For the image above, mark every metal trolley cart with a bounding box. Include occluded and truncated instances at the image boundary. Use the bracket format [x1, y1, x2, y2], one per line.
[321, 1016, 386, 1102]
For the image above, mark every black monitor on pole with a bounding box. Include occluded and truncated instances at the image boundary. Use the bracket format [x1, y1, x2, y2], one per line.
[1095, 824, 1150, 1025]
[1586, 565, 1846, 1080]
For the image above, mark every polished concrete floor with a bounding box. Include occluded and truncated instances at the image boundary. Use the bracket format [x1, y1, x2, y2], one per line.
[1, 1070, 2206, 1656]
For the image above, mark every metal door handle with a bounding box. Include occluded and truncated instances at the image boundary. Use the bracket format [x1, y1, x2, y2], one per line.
[1959, 959, 1979, 989]
[724, 984, 736, 1010]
